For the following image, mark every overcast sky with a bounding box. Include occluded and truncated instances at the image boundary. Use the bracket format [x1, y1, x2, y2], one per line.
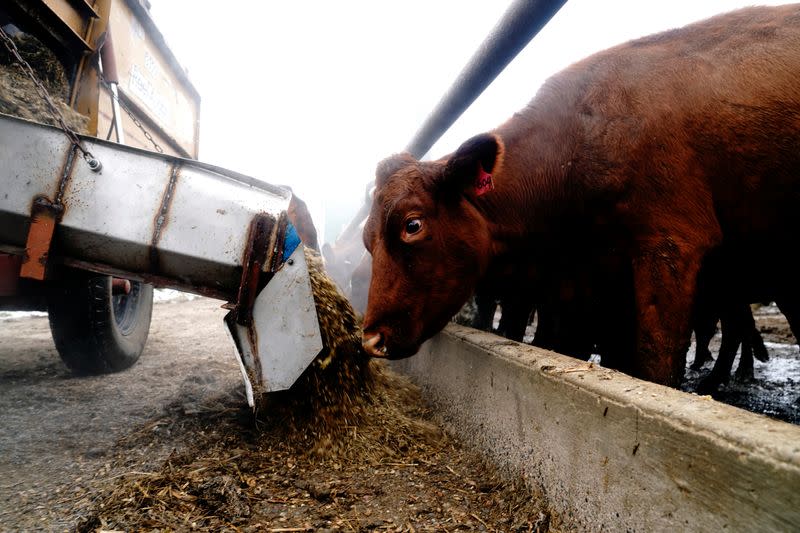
[149, 0, 787, 242]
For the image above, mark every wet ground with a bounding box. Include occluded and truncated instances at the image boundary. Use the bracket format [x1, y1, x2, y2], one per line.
[682, 304, 800, 424]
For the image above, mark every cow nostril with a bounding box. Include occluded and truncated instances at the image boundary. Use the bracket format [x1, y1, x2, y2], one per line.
[362, 331, 388, 357]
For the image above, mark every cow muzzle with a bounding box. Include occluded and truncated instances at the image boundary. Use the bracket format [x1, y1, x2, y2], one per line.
[362, 331, 388, 357]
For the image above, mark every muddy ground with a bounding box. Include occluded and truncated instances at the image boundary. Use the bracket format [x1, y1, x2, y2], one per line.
[682, 304, 800, 424]
[0, 296, 560, 532]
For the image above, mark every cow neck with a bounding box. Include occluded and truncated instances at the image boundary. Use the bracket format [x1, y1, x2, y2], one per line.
[476, 122, 577, 255]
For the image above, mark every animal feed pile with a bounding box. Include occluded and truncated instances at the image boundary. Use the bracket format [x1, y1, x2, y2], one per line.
[77, 250, 562, 531]
[0, 32, 88, 132]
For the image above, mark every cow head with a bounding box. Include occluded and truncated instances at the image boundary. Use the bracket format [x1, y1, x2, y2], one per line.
[361, 133, 502, 358]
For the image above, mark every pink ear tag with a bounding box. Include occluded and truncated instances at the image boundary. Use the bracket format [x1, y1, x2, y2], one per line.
[475, 166, 494, 196]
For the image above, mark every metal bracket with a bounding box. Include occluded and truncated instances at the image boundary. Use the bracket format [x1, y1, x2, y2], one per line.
[20, 196, 63, 280]
[226, 245, 323, 402]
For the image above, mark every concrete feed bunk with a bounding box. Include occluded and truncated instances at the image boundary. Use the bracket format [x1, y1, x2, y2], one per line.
[394, 324, 800, 531]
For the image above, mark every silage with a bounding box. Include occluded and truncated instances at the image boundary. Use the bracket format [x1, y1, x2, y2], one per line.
[0, 32, 88, 132]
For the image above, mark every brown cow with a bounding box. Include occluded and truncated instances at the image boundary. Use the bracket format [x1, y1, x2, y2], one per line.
[361, 5, 800, 387]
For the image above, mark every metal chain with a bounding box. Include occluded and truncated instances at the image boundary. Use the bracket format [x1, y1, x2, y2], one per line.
[99, 73, 164, 154]
[0, 26, 99, 166]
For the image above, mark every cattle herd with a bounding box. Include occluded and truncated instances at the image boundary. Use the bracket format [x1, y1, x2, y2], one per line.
[349, 5, 800, 392]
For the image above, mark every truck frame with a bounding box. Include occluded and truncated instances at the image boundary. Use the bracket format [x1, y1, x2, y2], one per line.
[1, 0, 325, 401]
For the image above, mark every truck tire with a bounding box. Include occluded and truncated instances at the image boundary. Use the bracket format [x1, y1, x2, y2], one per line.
[47, 270, 153, 375]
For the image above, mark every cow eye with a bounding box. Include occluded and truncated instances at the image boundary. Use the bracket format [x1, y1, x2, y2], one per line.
[404, 218, 422, 235]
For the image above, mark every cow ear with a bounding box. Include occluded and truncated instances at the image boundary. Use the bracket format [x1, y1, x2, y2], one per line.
[441, 133, 501, 198]
[375, 152, 416, 189]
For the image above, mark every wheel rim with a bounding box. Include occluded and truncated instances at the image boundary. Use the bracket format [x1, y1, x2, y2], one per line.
[113, 280, 142, 336]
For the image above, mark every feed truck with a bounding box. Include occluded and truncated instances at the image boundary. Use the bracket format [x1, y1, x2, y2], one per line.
[0, 0, 323, 404]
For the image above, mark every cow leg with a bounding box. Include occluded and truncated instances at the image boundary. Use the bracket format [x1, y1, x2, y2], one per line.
[698, 310, 743, 393]
[691, 305, 717, 370]
[497, 297, 535, 342]
[776, 296, 800, 346]
[749, 324, 769, 363]
[549, 298, 594, 359]
[735, 306, 765, 381]
[596, 317, 636, 373]
[692, 324, 716, 370]
[472, 289, 497, 332]
[532, 300, 556, 350]
[690, 250, 722, 370]
[631, 243, 707, 386]
[592, 261, 636, 373]
[735, 338, 754, 381]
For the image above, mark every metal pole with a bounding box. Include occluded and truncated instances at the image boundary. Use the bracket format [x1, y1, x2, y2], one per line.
[335, 0, 565, 249]
[405, 0, 567, 159]
[98, 54, 126, 144]
[99, 30, 125, 144]
[109, 82, 125, 144]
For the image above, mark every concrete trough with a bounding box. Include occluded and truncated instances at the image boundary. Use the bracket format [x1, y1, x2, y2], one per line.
[392, 323, 800, 531]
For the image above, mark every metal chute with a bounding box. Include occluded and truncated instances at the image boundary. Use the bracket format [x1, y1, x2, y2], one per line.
[0, 113, 323, 403]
